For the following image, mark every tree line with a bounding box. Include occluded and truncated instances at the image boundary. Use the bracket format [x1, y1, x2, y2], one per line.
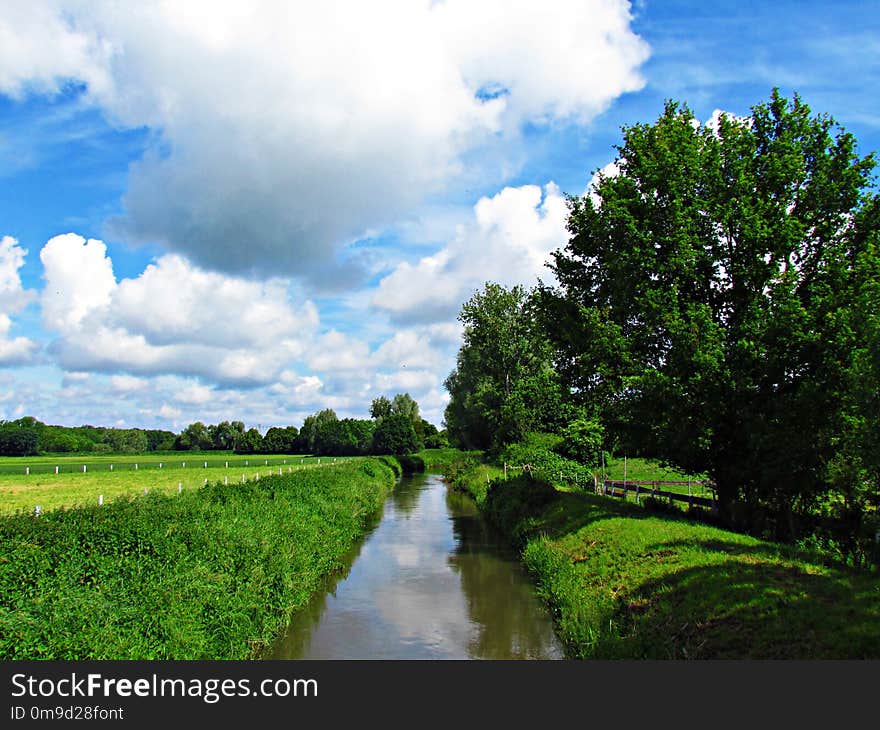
[444, 90, 880, 566]
[0, 392, 446, 458]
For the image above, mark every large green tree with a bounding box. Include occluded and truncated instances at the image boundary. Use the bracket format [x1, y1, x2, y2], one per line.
[444, 282, 571, 451]
[541, 90, 879, 537]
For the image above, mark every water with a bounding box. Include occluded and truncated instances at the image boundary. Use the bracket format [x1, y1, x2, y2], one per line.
[270, 472, 565, 659]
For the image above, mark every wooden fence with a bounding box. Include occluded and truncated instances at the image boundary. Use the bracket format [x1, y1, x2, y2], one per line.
[600, 479, 718, 511]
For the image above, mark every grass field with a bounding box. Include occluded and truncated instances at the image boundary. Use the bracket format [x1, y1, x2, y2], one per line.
[0, 457, 396, 659]
[0, 453, 353, 515]
[447, 462, 880, 658]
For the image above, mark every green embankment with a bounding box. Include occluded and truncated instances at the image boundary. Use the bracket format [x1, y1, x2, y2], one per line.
[447, 463, 880, 659]
[0, 458, 396, 660]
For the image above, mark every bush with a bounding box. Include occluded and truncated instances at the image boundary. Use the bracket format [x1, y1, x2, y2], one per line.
[501, 433, 593, 487]
[371, 414, 420, 455]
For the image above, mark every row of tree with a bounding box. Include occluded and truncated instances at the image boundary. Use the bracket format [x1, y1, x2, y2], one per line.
[1, 393, 445, 458]
[0, 417, 176, 456]
[444, 90, 879, 565]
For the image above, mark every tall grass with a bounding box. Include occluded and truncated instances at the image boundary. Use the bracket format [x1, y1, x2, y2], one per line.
[0, 458, 395, 659]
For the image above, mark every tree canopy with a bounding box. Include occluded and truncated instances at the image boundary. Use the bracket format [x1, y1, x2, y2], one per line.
[539, 89, 879, 541]
[444, 282, 572, 452]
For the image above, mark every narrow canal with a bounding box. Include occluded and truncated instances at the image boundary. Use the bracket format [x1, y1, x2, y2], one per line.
[271, 472, 565, 659]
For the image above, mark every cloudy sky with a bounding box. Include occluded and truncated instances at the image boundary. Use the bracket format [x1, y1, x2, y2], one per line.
[1, 0, 878, 432]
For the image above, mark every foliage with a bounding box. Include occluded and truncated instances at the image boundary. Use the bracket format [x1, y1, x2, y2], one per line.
[262, 426, 299, 454]
[298, 409, 338, 453]
[557, 418, 605, 466]
[233, 428, 265, 454]
[314, 418, 374, 456]
[174, 422, 213, 451]
[540, 89, 880, 541]
[0, 426, 38, 456]
[500, 432, 594, 488]
[444, 283, 573, 452]
[369, 396, 392, 422]
[371, 413, 421, 455]
[208, 421, 245, 451]
[0, 458, 396, 659]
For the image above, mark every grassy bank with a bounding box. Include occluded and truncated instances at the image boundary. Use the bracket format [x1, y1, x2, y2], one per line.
[0, 458, 396, 659]
[447, 463, 880, 658]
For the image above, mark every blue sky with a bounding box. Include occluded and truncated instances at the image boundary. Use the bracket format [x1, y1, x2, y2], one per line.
[0, 1, 878, 432]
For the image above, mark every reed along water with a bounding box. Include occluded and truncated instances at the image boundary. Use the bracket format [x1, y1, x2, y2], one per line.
[270, 472, 564, 659]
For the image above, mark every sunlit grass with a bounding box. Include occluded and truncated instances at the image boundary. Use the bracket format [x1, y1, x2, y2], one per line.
[0, 454, 353, 515]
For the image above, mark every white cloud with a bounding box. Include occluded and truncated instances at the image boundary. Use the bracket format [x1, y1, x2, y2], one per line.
[0, 235, 38, 365]
[374, 182, 569, 322]
[108, 374, 148, 393]
[40, 233, 115, 331]
[1, 1, 648, 285]
[39, 233, 319, 386]
[0, 3, 112, 99]
[374, 369, 439, 394]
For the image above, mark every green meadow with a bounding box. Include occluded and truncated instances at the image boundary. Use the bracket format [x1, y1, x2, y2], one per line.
[0, 453, 352, 515]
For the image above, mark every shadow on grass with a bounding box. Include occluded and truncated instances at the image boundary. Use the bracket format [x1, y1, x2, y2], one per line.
[599, 544, 880, 659]
[488, 478, 672, 545]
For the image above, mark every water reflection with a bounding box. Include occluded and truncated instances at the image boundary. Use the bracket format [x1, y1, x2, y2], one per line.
[270, 473, 564, 659]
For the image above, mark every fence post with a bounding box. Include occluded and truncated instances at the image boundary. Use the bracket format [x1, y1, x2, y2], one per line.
[224, 476, 228, 485]
[635, 484, 640, 504]
[55, 466, 58, 474]
[178, 483, 182, 493]
[83, 465, 87, 473]
[25, 467, 29, 475]
[99, 495, 103, 506]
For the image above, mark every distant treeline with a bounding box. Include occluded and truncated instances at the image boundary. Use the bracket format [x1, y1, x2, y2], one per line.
[0, 392, 446, 457]
[0, 417, 176, 456]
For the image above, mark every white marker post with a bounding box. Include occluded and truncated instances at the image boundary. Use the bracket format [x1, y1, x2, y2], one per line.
[83, 465, 87, 473]
[99, 495, 103, 506]
[178, 483, 182, 493]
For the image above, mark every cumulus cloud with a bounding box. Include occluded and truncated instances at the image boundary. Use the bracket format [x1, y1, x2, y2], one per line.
[1, 1, 648, 285]
[26, 231, 461, 425]
[39, 232, 319, 386]
[373, 182, 569, 323]
[0, 235, 38, 364]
